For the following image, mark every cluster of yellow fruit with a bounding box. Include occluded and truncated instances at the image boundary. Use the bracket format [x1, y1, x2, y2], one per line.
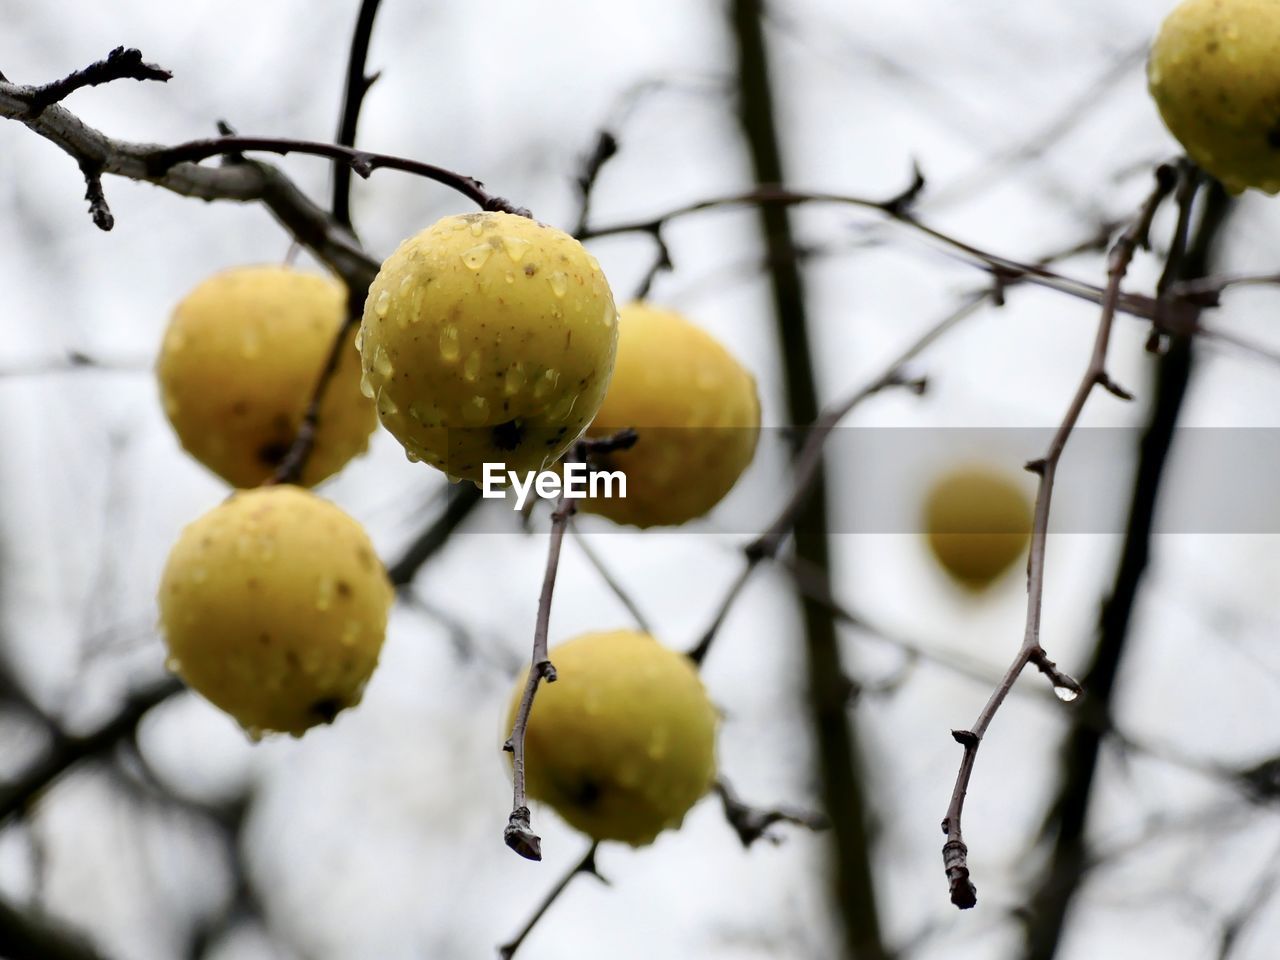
[153, 210, 757, 843]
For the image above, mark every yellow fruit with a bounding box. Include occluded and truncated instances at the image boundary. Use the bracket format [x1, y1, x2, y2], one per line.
[158, 485, 392, 737]
[580, 303, 760, 527]
[157, 266, 376, 488]
[505, 630, 718, 846]
[358, 211, 618, 483]
[923, 466, 1033, 590]
[1148, 0, 1280, 193]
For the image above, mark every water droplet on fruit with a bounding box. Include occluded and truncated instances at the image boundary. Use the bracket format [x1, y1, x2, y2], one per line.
[600, 304, 616, 327]
[359, 371, 375, 399]
[373, 346, 393, 379]
[376, 389, 399, 416]
[462, 244, 492, 270]
[408, 401, 442, 426]
[243, 726, 265, 744]
[504, 363, 526, 396]
[399, 275, 414, 293]
[374, 290, 391, 318]
[316, 577, 334, 611]
[501, 236, 531, 262]
[533, 368, 560, 399]
[165, 656, 183, 674]
[505, 271, 515, 284]
[547, 393, 579, 423]
[469, 219, 485, 237]
[548, 271, 569, 297]
[446, 472, 463, 484]
[341, 620, 361, 647]
[354, 327, 365, 351]
[404, 447, 421, 463]
[1054, 684, 1080, 703]
[463, 395, 490, 423]
[439, 325, 461, 362]
[463, 351, 482, 383]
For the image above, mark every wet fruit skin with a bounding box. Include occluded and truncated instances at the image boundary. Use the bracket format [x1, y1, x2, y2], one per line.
[158, 485, 393, 738]
[581, 303, 761, 528]
[358, 211, 618, 483]
[924, 466, 1034, 590]
[505, 630, 718, 846]
[1148, 0, 1280, 194]
[157, 266, 377, 488]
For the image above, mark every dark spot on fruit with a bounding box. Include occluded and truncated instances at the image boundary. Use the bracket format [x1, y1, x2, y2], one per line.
[336, 580, 352, 598]
[492, 419, 524, 451]
[310, 698, 341, 723]
[258, 632, 271, 645]
[524, 264, 538, 277]
[286, 650, 301, 670]
[258, 440, 290, 466]
[1268, 121, 1280, 149]
[573, 779, 602, 809]
[231, 400, 249, 416]
[247, 577, 259, 589]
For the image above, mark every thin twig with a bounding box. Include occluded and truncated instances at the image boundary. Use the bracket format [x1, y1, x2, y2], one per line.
[571, 129, 619, 238]
[580, 180, 1166, 322]
[497, 844, 605, 960]
[567, 519, 652, 634]
[500, 431, 638, 860]
[715, 778, 829, 847]
[332, 0, 385, 232]
[270, 316, 358, 485]
[689, 290, 984, 667]
[20, 46, 170, 117]
[940, 163, 1178, 911]
[386, 484, 484, 588]
[502, 484, 573, 861]
[0, 677, 184, 823]
[1021, 170, 1233, 959]
[145, 135, 530, 217]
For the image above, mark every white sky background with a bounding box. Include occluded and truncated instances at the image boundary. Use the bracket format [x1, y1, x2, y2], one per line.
[2, 1, 1280, 958]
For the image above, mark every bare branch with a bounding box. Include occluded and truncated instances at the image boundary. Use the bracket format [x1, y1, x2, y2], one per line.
[332, 0, 385, 232]
[0, 677, 183, 823]
[502, 482, 574, 861]
[940, 162, 1178, 911]
[144, 135, 529, 216]
[715, 778, 828, 847]
[497, 844, 605, 960]
[567, 519, 652, 634]
[20, 46, 170, 117]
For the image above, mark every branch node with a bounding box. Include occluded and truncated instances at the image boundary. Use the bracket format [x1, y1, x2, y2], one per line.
[78, 160, 113, 231]
[1096, 371, 1135, 401]
[942, 839, 977, 909]
[950, 729, 979, 747]
[505, 807, 543, 861]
